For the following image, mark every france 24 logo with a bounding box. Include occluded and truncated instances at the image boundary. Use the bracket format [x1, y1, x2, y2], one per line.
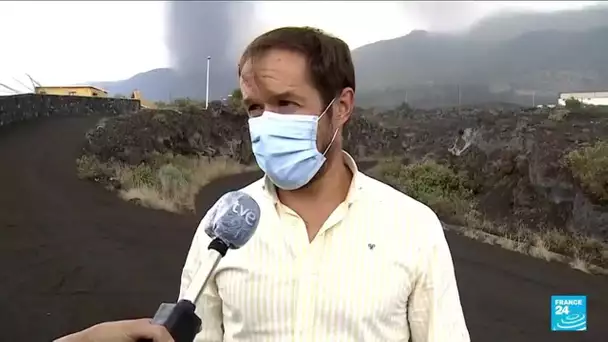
[551, 295, 587, 331]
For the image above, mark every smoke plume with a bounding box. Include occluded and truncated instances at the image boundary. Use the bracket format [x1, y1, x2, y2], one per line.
[166, 1, 260, 98]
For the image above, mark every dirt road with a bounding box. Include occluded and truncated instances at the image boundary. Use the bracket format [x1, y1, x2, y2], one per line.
[0, 116, 606, 341]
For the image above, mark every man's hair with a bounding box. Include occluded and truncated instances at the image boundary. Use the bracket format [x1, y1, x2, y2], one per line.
[238, 26, 356, 108]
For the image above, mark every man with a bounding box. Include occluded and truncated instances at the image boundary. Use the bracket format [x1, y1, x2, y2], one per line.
[54, 318, 173, 342]
[179, 26, 470, 341]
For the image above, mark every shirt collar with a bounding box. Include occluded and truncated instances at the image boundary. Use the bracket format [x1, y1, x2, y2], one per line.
[261, 150, 363, 205]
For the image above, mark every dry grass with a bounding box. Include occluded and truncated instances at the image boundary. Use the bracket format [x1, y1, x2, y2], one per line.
[77, 153, 251, 213]
[464, 209, 608, 272]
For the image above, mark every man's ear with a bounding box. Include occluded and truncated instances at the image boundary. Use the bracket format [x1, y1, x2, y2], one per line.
[334, 87, 355, 126]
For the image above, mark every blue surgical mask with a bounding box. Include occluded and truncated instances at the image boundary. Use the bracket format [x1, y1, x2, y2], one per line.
[248, 98, 339, 190]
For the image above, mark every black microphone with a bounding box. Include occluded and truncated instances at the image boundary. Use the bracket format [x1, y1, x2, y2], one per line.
[140, 191, 261, 342]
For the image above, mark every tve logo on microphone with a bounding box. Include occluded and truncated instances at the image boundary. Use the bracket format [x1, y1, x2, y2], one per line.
[231, 201, 257, 226]
[551, 295, 587, 331]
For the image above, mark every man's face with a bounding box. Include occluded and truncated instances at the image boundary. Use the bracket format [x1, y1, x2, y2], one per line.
[239, 48, 350, 154]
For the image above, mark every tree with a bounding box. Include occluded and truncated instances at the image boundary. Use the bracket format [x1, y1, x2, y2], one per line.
[565, 97, 583, 110]
[231, 88, 243, 101]
[228, 88, 247, 115]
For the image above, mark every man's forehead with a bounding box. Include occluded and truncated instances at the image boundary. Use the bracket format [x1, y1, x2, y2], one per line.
[240, 50, 307, 81]
[239, 59, 306, 98]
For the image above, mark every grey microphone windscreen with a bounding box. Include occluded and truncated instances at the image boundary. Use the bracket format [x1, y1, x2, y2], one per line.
[203, 191, 261, 249]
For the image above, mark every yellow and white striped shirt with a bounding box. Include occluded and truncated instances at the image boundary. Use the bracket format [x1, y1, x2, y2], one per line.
[179, 152, 470, 342]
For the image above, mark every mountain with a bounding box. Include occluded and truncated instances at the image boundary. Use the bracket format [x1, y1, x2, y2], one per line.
[468, 4, 608, 41]
[95, 68, 180, 100]
[352, 25, 608, 108]
[94, 65, 238, 102]
[97, 5, 608, 108]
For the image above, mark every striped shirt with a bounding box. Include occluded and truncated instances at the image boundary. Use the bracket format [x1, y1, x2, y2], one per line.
[178, 152, 470, 342]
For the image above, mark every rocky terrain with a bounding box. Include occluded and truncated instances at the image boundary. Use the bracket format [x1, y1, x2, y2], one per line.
[80, 101, 608, 268]
[82, 101, 404, 167]
[374, 105, 608, 233]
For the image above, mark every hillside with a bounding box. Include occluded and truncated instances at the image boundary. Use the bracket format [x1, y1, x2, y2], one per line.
[353, 25, 608, 108]
[468, 4, 608, 41]
[96, 6, 608, 108]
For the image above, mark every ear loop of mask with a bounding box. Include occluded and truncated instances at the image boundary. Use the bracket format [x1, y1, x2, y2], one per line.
[323, 126, 340, 156]
[318, 97, 339, 156]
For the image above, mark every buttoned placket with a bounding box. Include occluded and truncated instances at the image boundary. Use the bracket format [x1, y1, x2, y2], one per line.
[284, 202, 351, 342]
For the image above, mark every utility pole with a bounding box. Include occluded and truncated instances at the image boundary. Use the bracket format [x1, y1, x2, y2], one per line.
[458, 84, 462, 115]
[532, 91, 536, 107]
[205, 56, 211, 110]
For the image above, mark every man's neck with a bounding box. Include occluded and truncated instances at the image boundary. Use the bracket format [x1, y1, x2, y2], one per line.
[277, 150, 353, 208]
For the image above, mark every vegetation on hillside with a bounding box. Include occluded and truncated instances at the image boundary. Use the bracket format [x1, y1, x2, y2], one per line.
[75, 99, 608, 273]
[371, 158, 473, 225]
[565, 141, 608, 204]
[76, 152, 246, 213]
[371, 157, 608, 272]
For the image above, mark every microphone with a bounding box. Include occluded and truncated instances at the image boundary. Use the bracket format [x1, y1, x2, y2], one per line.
[140, 191, 261, 342]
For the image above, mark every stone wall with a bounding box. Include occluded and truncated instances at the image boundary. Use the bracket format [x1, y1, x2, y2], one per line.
[0, 94, 141, 127]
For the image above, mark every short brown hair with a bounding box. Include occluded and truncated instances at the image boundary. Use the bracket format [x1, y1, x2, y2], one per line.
[238, 26, 355, 108]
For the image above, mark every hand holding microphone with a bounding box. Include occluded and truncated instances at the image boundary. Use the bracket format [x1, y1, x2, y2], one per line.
[140, 191, 261, 342]
[53, 318, 173, 342]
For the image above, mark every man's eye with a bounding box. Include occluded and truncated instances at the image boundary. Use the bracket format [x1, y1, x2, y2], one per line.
[278, 100, 298, 107]
[247, 104, 263, 117]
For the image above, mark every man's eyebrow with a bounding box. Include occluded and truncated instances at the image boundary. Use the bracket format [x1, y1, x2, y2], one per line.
[269, 90, 305, 102]
[243, 90, 305, 106]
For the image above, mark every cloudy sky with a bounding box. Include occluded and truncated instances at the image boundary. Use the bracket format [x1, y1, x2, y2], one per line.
[0, 1, 601, 93]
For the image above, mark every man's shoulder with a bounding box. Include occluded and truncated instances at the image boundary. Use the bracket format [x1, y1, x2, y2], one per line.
[358, 172, 444, 240]
[237, 176, 266, 198]
[357, 172, 445, 257]
[359, 172, 438, 220]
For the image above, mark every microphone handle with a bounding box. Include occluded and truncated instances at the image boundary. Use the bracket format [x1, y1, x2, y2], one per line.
[138, 300, 201, 342]
[139, 238, 227, 341]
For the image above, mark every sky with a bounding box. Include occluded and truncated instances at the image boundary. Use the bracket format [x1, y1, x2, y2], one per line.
[0, 1, 602, 94]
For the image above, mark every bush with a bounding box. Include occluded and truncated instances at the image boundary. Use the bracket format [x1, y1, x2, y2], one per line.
[119, 164, 158, 190]
[548, 108, 569, 122]
[565, 97, 583, 110]
[372, 158, 474, 224]
[77, 152, 247, 213]
[564, 141, 608, 203]
[76, 154, 112, 180]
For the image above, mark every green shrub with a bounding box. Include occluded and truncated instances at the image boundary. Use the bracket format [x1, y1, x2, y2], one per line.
[77, 151, 248, 213]
[76, 154, 111, 180]
[564, 141, 608, 203]
[372, 159, 474, 224]
[565, 97, 583, 110]
[121, 164, 158, 190]
[158, 163, 191, 200]
[548, 109, 569, 122]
